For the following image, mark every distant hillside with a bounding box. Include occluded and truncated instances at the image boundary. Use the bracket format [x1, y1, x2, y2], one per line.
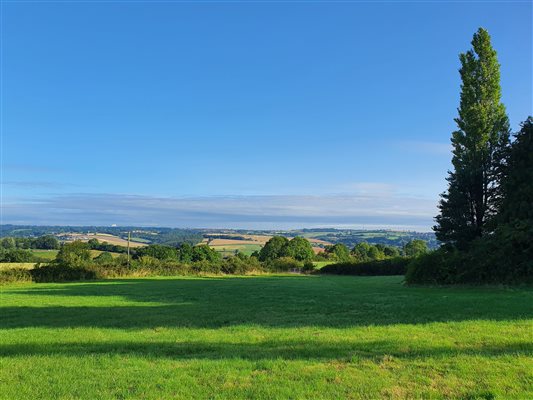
[0, 225, 438, 249]
[0, 225, 203, 247]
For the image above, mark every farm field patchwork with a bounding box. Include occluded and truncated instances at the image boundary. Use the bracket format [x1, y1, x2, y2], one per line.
[0, 276, 532, 399]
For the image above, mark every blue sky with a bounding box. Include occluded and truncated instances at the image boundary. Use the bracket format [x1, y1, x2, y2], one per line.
[1, 1, 531, 230]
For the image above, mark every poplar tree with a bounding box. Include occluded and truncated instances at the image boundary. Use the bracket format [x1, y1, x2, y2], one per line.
[434, 28, 510, 249]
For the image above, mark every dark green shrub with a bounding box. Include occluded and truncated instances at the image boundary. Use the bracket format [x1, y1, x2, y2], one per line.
[320, 257, 410, 276]
[405, 232, 533, 285]
[267, 257, 303, 272]
[301, 261, 316, 274]
[30, 265, 98, 282]
[405, 249, 461, 284]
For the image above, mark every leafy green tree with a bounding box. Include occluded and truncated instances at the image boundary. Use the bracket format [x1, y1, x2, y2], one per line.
[0, 237, 16, 249]
[351, 242, 371, 262]
[177, 243, 193, 263]
[283, 237, 315, 261]
[497, 117, 533, 226]
[367, 245, 385, 261]
[325, 243, 351, 262]
[32, 235, 60, 250]
[191, 244, 221, 263]
[382, 245, 400, 258]
[0, 248, 34, 262]
[403, 239, 429, 257]
[434, 28, 510, 249]
[87, 238, 100, 249]
[55, 241, 92, 268]
[258, 236, 289, 261]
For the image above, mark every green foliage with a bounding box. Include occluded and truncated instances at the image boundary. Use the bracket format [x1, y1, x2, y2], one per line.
[135, 244, 178, 260]
[30, 265, 98, 283]
[351, 242, 388, 262]
[93, 251, 114, 264]
[177, 243, 193, 263]
[0, 235, 59, 250]
[403, 239, 429, 257]
[87, 239, 129, 254]
[320, 257, 410, 276]
[435, 28, 510, 249]
[283, 237, 315, 261]
[0, 248, 34, 263]
[411, 117, 533, 285]
[258, 236, 289, 261]
[324, 243, 351, 262]
[221, 255, 263, 275]
[0, 237, 16, 249]
[497, 117, 533, 225]
[267, 256, 303, 272]
[32, 235, 60, 250]
[55, 241, 92, 268]
[0, 268, 33, 284]
[191, 244, 221, 263]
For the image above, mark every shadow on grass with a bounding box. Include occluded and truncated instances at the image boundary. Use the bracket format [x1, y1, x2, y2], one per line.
[2, 276, 532, 329]
[1, 340, 531, 361]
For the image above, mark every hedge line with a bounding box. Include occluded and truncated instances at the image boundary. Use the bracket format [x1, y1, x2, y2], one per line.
[319, 257, 410, 276]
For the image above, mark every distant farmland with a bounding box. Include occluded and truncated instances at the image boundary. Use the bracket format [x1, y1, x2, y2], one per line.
[58, 233, 146, 248]
[204, 233, 330, 256]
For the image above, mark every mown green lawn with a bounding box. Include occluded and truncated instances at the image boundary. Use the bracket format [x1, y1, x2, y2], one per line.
[0, 276, 532, 399]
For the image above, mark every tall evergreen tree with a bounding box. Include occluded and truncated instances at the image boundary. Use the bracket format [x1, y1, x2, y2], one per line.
[498, 117, 533, 225]
[434, 28, 510, 249]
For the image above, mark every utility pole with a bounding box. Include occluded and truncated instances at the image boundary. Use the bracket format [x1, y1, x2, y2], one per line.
[127, 231, 131, 267]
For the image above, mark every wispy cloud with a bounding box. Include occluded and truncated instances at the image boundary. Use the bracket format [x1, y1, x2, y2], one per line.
[2, 191, 438, 231]
[1, 181, 78, 189]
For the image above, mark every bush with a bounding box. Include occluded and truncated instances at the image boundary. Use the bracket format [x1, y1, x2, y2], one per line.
[0, 249, 34, 263]
[405, 234, 533, 285]
[30, 265, 98, 282]
[191, 260, 222, 274]
[301, 261, 316, 274]
[320, 257, 410, 276]
[267, 257, 303, 272]
[405, 249, 460, 284]
[0, 268, 33, 284]
[221, 255, 263, 274]
[55, 241, 92, 268]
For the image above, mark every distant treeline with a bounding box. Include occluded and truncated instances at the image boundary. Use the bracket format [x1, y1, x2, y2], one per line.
[1, 234, 432, 283]
[1, 236, 59, 250]
[0, 225, 204, 247]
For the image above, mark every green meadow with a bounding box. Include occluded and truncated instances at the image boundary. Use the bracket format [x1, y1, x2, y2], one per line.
[1, 276, 532, 399]
[211, 243, 263, 257]
[29, 249, 59, 260]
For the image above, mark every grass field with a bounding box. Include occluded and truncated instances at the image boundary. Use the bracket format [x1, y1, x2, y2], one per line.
[0, 276, 532, 399]
[30, 249, 59, 260]
[210, 243, 263, 256]
[313, 261, 335, 269]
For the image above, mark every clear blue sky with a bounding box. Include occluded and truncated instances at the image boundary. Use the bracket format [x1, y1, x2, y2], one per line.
[1, 1, 531, 230]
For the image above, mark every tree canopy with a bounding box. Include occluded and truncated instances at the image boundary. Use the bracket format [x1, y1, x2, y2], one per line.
[434, 28, 510, 249]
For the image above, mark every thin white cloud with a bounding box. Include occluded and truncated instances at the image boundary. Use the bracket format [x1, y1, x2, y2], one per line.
[2, 191, 438, 231]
